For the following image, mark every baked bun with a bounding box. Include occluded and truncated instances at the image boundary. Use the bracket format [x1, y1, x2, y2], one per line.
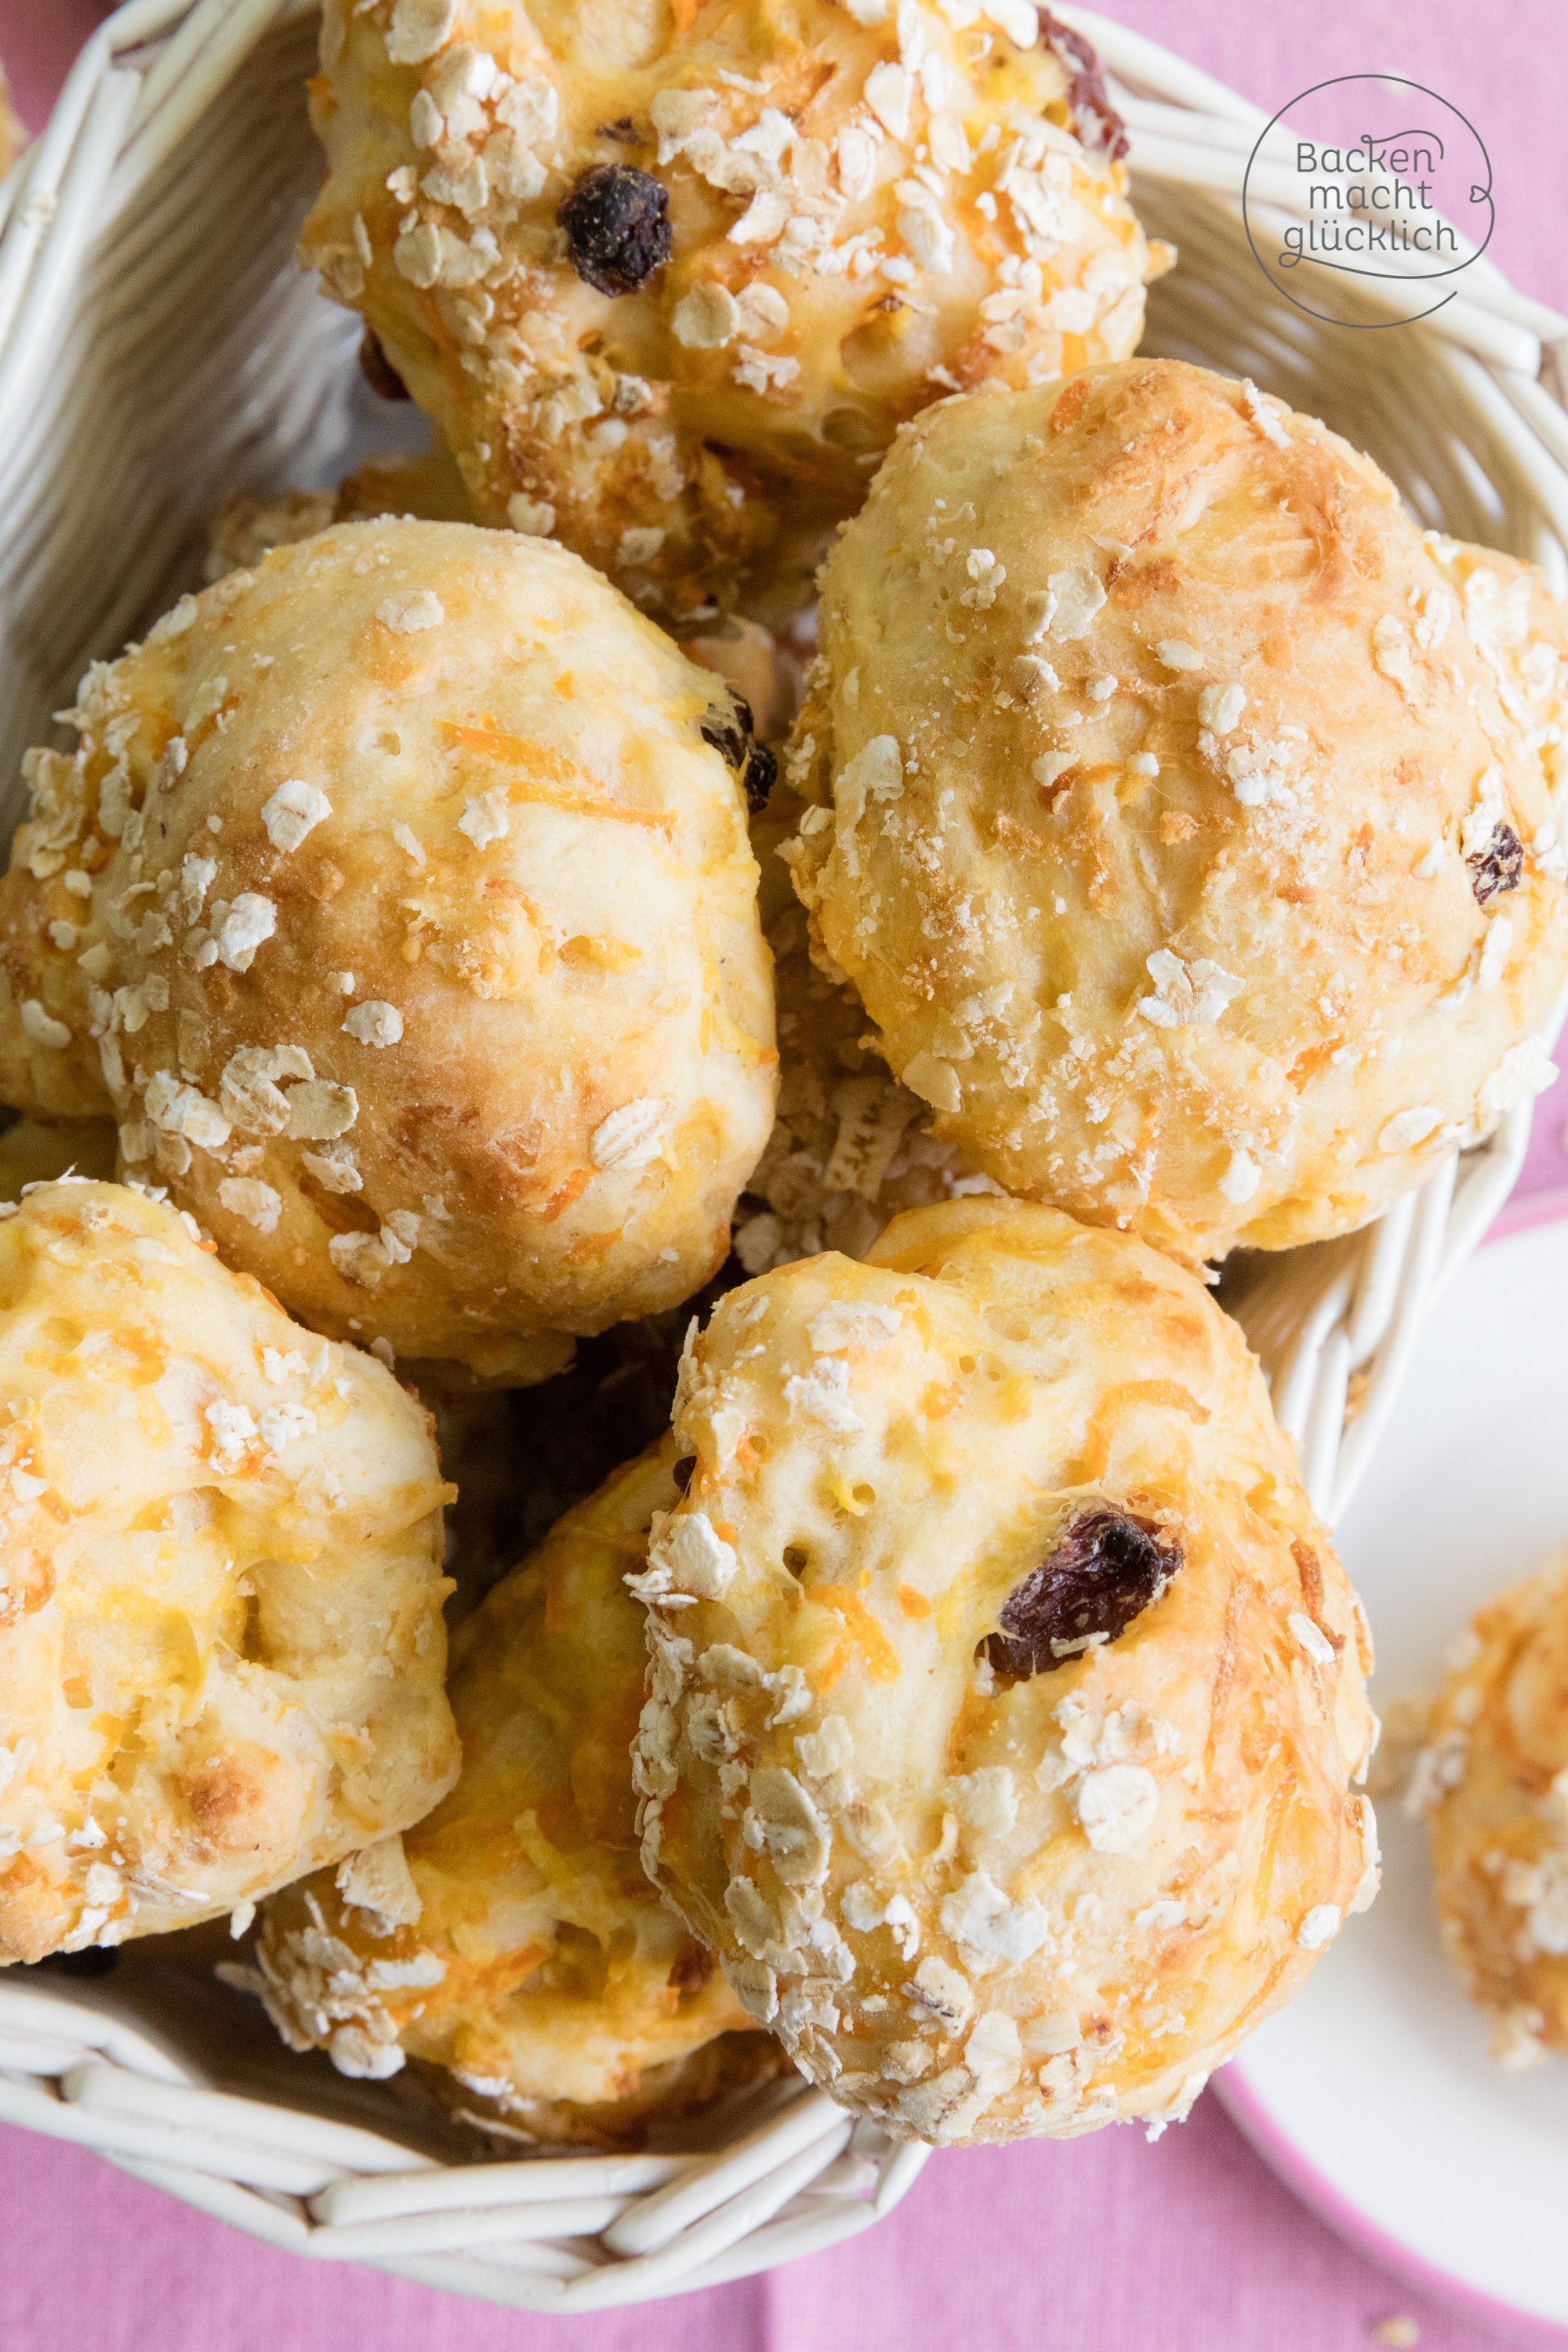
[299, 0, 1164, 626]
[1414, 1550, 1568, 2070]
[734, 800, 995, 1274]
[784, 359, 1568, 1263]
[204, 441, 475, 583]
[632, 1196, 1377, 2144]
[0, 521, 777, 1385]
[257, 1442, 782, 2141]
[0, 1179, 457, 1965]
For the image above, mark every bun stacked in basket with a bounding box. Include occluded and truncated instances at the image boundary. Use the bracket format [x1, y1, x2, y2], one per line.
[1, 0, 1566, 2154]
[299, 0, 1168, 626]
[0, 1180, 459, 1965]
[632, 1200, 1376, 2141]
[0, 520, 777, 1390]
[783, 358, 1568, 1263]
[256, 1439, 785, 2136]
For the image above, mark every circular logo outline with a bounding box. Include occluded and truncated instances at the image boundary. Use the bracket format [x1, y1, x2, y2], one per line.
[1241, 74, 1494, 333]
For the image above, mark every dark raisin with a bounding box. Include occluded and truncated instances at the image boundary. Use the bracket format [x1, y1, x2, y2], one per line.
[700, 697, 754, 771]
[358, 331, 411, 401]
[982, 1507, 1181, 1679]
[1468, 822, 1523, 905]
[742, 740, 778, 815]
[38, 1946, 121, 1978]
[1036, 10, 1128, 162]
[700, 696, 776, 811]
[700, 691, 775, 814]
[558, 165, 672, 296]
[673, 1455, 696, 1494]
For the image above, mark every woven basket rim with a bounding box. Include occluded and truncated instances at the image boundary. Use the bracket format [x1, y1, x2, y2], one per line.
[0, 0, 1565, 2310]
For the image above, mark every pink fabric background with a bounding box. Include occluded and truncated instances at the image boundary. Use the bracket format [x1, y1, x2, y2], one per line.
[3, 5, 1567, 2347]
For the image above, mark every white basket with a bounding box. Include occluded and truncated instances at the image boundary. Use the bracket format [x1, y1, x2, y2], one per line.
[0, 0, 1564, 2310]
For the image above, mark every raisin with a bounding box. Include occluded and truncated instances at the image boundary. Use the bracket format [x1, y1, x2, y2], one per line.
[700, 697, 776, 812]
[596, 117, 640, 145]
[673, 1455, 696, 1494]
[1036, 10, 1128, 162]
[558, 165, 672, 296]
[700, 697, 754, 771]
[743, 741, 778, 815]
[1468, 822, 1523, 905]
[982, 1507, 1180, 1679]
[358, 331, 410, 401]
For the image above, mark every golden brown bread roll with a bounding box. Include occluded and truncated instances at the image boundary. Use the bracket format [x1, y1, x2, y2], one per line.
[256, 1441, 782, 2141]
[632, 1196, 1377, 2143]
[298, 0, 1165, 625]
[0, 1179, 457, 1965]
[783, 359, 1568, 1263]
[202, 441, 476, 583]
[1414, 1550, 1568, 2070]
[0, 520, 777, 1385]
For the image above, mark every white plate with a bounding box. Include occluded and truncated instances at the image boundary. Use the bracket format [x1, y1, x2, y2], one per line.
[1218, 1210, 1568, 2341]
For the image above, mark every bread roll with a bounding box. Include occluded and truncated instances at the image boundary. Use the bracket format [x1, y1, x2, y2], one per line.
[299, 0, 1165, 624]
[202, 441, 475, 583]
[0, 520, 777, 1385]
[784, 360, 1568, 1262]
[1415, 1550, 1568, 2071]
[633, 1196, 1377, 2143]
[0, 1179, 457, 1965]
[257, 1441, 782, 2141]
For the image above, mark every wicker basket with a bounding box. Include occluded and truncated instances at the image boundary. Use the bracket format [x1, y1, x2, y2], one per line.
[0, 0, 1564, 2310]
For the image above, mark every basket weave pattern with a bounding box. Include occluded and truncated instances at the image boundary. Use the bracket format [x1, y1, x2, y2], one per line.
[0, 0, 1564, 2309]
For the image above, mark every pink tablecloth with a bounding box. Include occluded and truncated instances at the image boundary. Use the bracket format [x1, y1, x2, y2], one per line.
[3, 5, 1566, 2348]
